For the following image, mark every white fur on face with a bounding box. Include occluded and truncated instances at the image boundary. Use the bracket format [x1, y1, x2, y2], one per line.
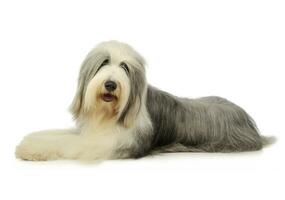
[84, 64, 131, 121]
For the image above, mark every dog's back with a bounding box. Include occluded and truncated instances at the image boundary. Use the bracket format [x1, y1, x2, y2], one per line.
[147, 85, 269, 153]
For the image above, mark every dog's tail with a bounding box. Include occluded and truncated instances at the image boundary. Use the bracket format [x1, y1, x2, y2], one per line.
[261, 135, 276, 147]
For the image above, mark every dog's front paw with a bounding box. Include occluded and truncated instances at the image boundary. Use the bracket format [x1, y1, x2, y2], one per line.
[15, 137, 61, 161]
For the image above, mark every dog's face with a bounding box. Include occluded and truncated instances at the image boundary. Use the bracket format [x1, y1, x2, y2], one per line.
[84, 58, 131, 121]
[71, 41, 146, 127]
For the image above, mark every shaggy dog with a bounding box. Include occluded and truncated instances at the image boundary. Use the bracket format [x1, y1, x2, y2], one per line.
[16, 41, 274, 161]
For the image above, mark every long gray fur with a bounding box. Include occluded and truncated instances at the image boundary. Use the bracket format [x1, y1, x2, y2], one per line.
[146, 86, 269, 153]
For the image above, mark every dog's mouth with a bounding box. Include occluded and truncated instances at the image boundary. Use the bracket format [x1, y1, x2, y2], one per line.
[101, 93, 118, 102]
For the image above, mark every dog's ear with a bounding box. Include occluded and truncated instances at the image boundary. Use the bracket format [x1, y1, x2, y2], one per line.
[70, 51, 109, 119]
[70, 76, 85, 119]
[120, 63, 146, 128]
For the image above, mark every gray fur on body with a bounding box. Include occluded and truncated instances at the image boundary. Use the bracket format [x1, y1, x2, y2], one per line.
[146, 86, 268, 154]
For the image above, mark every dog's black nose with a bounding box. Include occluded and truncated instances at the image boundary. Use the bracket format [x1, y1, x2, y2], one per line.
[105, 81, 117, 92]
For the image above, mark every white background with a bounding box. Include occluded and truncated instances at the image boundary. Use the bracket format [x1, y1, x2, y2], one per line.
[0, 0, 284, 200]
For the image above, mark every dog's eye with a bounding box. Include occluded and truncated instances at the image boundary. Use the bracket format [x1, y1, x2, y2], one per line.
[97, 59, 109, 71]
[120, 62, 129, 74]
[100, 59, 109, 67]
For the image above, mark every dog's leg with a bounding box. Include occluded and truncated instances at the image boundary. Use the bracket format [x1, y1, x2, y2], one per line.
[153, 143, 204, 153]
[15, 129, 78, 161]
[15, 129, 114, 161]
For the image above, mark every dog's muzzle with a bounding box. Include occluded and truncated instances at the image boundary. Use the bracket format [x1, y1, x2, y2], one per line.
[101, 80, 118, 102]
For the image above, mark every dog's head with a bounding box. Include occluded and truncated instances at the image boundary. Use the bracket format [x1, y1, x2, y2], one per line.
[70, 41, 146, 127]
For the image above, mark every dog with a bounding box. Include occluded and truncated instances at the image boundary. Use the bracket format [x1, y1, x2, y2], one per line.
[15, 40, 274, 161]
